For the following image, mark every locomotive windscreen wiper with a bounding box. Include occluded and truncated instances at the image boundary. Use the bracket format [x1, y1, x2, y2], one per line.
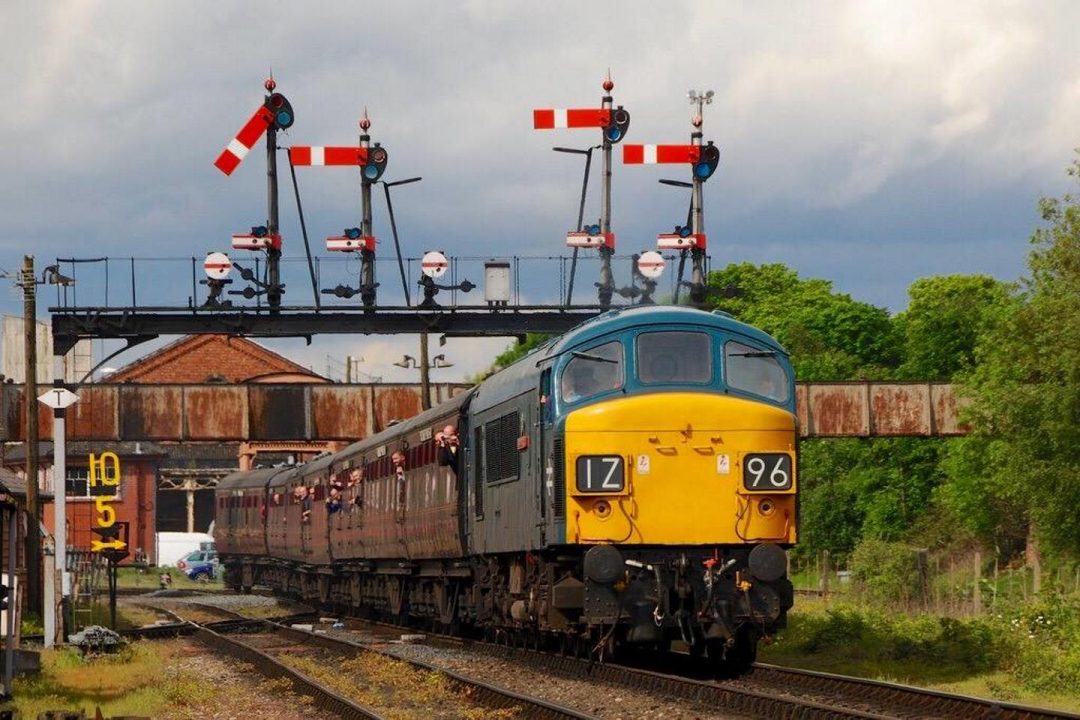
[571, 350, 619, 364]
[727, 350, 777, 358]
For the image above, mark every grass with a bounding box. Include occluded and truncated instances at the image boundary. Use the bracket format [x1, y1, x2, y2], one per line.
[760, 595, 1080, 714]
[114, 566, 224, 591]
[2, 641, 204, 718]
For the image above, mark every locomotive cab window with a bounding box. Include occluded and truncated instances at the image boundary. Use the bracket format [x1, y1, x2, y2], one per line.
[560, 340, 623, 403]
[636, 331, 711, 384]
[724, 340, 790, 403]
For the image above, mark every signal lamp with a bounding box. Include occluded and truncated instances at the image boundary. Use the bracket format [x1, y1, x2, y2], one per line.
[345, 227, 362, 240]
[693, 142, 720, 181]
[604, 106, 630, 145]
[363, 144, 389, 182]
[251, 225, 269, 238]
[264, 93, 295, 129]
[677, 225, 692, 238]
[586, 223, 601, 236]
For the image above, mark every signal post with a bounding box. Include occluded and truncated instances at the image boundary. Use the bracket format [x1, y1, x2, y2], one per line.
[623, 90, 720, 305]
[534, 72, 631, 309]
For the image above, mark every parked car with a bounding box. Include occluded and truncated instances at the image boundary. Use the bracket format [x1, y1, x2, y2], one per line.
[184, 559, 218, 583]
[175, 549, 218, 572]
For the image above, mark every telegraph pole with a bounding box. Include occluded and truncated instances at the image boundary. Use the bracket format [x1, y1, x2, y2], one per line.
[20, 256, 41, 615]
[419, 333, 431, 411]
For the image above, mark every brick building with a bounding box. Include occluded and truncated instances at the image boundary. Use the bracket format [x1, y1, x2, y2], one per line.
[104, 335, 330, 537]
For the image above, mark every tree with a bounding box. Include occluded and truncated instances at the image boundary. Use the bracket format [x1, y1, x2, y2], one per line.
[707, 263, 901, 380]
[948, 154, 1080, 554]
[894, 275, 1012, 381]
[481, 333, 552, 378]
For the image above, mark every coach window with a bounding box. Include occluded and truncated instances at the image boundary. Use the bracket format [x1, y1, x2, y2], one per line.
[724, 340, 790, 403]
[560, 341, 624, 403]
[636, 331, 711, 384]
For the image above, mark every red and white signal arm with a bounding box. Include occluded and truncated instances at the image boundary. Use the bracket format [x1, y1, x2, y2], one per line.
[214, 107, 274, 176]
[232, 233, 281, 251]
[657, 233, 707, 250]
[637, 251, 666, 279]
[421, 251, 449, 279]
[566, 231, 616, 249]
[326, 236, 376, 253]
[204, 252, 233, 280]
[533, 108, 611, 130]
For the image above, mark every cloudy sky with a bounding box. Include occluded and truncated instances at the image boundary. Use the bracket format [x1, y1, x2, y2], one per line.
[3, 1, 1078, 381]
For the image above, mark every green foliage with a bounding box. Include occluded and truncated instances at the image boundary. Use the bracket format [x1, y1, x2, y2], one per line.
[707, 262, 901, 379]
[951, 154, 1080, 553]
[775, 604, 1002, 675]
[895, 274, 1013, 380]
[849, 538, 922, 605]
[998, 594, 1080, 692]
[478, 333, 552, 379]
[796, 439, 945, 557]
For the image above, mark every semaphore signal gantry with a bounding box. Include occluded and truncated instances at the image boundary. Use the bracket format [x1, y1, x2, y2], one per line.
[49, 73, 725, 353]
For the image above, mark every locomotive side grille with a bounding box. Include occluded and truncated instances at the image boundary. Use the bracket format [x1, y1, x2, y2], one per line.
[484, 411, 520, 483]
[552, 436, 565, 517]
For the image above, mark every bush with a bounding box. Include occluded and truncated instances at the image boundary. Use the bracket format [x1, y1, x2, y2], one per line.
[991, 593, 1080, 692]
[779, 605, 1002, 675]
[849, 538, 921, 605]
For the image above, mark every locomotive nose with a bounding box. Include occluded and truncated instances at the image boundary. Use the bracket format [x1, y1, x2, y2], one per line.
[563, 392, 797, 546]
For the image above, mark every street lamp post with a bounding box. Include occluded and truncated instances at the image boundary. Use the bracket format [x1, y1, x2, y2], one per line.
[394, 336, 454, 410]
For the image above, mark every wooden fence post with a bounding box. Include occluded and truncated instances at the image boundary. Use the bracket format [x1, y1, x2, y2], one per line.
[972, 551, 982, 615]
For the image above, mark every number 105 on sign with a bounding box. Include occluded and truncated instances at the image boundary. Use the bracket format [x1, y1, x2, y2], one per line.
[742, 453, 793, 491]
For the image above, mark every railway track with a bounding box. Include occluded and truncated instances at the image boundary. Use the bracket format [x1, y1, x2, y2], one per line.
[320, 614, 1080, 720]
[150, 600, 598, 719]
[130, 596, 1080, 719]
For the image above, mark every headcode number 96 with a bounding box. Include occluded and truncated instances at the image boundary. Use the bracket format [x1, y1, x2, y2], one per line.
[742, 453, 793, 491]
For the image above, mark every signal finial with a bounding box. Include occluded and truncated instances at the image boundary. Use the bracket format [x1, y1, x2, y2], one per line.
[359, 107, 371, 132]
[264, 71, 276, 93]
[602, 69, 614, 93]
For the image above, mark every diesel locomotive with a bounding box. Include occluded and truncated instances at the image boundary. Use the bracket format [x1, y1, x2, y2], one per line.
[215, 305, 798, 670]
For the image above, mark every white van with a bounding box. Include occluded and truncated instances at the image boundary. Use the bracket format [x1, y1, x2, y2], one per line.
[156, 531, 215, 567]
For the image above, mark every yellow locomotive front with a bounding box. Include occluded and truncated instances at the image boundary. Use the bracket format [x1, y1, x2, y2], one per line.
[547, 310, 797, 669]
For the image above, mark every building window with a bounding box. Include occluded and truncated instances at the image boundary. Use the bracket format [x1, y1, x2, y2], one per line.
[65, 467, 121, 500]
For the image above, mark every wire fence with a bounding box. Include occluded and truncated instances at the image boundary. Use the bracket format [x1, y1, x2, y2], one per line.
[47, 252, 709, 311]
[790, 549, 1080, 617]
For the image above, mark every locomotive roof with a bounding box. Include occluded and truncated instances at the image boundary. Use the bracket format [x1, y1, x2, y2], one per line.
[471, 305, 787, 413]
[547, 305, 787, 357]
